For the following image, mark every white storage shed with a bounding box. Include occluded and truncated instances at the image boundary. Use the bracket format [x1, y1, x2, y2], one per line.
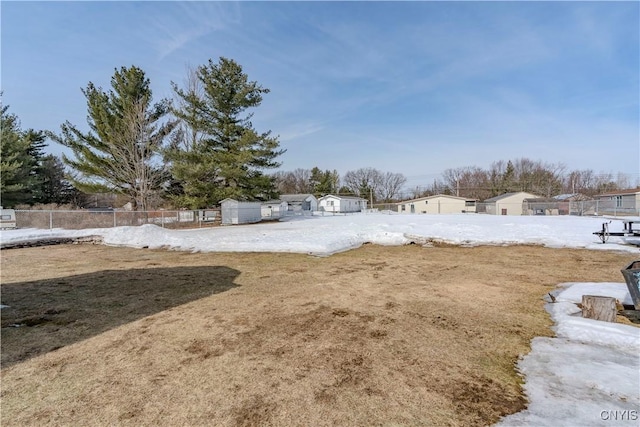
[220, 199, 263, 225]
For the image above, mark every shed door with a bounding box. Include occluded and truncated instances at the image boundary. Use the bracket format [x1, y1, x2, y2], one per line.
[501, 208, 507, 215]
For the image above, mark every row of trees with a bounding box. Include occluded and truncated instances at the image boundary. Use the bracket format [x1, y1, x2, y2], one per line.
[49, 58, 284, 211]
[272, 167, 407, 203]
[1, 102, 78, 207]
[273, 167, 340, 196]
[274, 160, 636, 205]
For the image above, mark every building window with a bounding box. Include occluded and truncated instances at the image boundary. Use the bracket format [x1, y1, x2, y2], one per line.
[465, 201, 476, 207]
[615, 196, 623, 208]
[401, 205, 406, 211]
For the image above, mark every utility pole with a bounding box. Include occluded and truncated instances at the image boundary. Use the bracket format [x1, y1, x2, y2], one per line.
[370, 187, 373, 210]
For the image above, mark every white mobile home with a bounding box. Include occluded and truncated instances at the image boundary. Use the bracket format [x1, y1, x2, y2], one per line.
[397, 194, 476, 214]
[318, 195, 367, 213]
[220, 199, 262, 225]
[483, 192, 541, 216]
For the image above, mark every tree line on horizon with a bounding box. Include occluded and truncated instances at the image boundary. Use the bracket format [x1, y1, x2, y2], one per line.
[1, 57, 637, 210]
[273, 161, 637, 205]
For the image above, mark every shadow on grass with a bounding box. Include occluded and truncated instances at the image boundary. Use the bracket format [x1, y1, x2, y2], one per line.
[0, 266, 240, 368]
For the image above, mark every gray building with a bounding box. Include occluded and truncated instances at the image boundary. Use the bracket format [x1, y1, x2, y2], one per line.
[279, 194, 318, 212]
[220, 199, 262, 225]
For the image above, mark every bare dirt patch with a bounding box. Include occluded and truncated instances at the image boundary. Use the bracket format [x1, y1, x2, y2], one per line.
[0, 244, 634, 426]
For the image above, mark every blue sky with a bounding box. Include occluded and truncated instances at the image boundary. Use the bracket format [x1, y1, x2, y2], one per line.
[2, 1, 639, 189]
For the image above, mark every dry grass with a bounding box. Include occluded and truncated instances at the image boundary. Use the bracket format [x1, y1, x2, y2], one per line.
[0, 243, 634, 426]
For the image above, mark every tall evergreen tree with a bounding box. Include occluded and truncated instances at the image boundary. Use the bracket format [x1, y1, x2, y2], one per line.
[167, 57, 285, 208]
[0, 102, 46, 207]
[310, 167, 340, 196]
[502, 160, 516, 193]
[1, 105, 28, 206]
[37, 155, 77, 205]
[49, 66, 176, 210]
[24, 129, 49, 203]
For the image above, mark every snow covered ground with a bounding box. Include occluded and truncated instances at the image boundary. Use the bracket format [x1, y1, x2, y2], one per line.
[1, 212, 639, 425]
[2, 212, 639, 255]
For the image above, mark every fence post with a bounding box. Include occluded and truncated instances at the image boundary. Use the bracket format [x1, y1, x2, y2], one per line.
[113, 210, 117, 227]
[162, 211, 165, 228]
[49, 211, 53, 230]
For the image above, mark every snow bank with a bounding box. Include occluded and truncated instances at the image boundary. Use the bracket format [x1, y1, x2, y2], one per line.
[498, 283, 640, 426]
[3, 213, 637, 255]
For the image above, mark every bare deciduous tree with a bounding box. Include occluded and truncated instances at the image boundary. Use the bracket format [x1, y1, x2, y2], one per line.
[343, 168, 407, 203]
[290, 168, 312, 193]
[378, 171, 407, 202]
[442, 166, 490, 199]
[343, 168, 383, 201]
[110, 98, 169, 211]
[273, 171, 296, 194]
[170, 64, 205, 152]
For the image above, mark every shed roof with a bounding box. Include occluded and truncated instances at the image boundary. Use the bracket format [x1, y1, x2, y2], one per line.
[318, 194, 366, 201]
[552, 193, 591, 201]
[280, 194, 316, 202]
[396, 194, 471, 204]
[220, 198, 262, 205]
[553, 193, 578, 201]
[596, 188, 640, 197]
[484, 192, 541, 202]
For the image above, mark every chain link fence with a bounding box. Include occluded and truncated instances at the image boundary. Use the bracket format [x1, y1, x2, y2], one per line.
[15, 209, 221, 230]
[378, 200, 639, 216]
[523, 200, 639, 216]
[12, 200, 639, 230]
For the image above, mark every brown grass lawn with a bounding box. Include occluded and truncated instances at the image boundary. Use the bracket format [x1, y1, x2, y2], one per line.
[0, 243, 635, 426]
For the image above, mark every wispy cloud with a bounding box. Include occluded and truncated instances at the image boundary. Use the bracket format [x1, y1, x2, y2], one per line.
[142, 2, 243, 61]
[278, 123, 326, 142]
